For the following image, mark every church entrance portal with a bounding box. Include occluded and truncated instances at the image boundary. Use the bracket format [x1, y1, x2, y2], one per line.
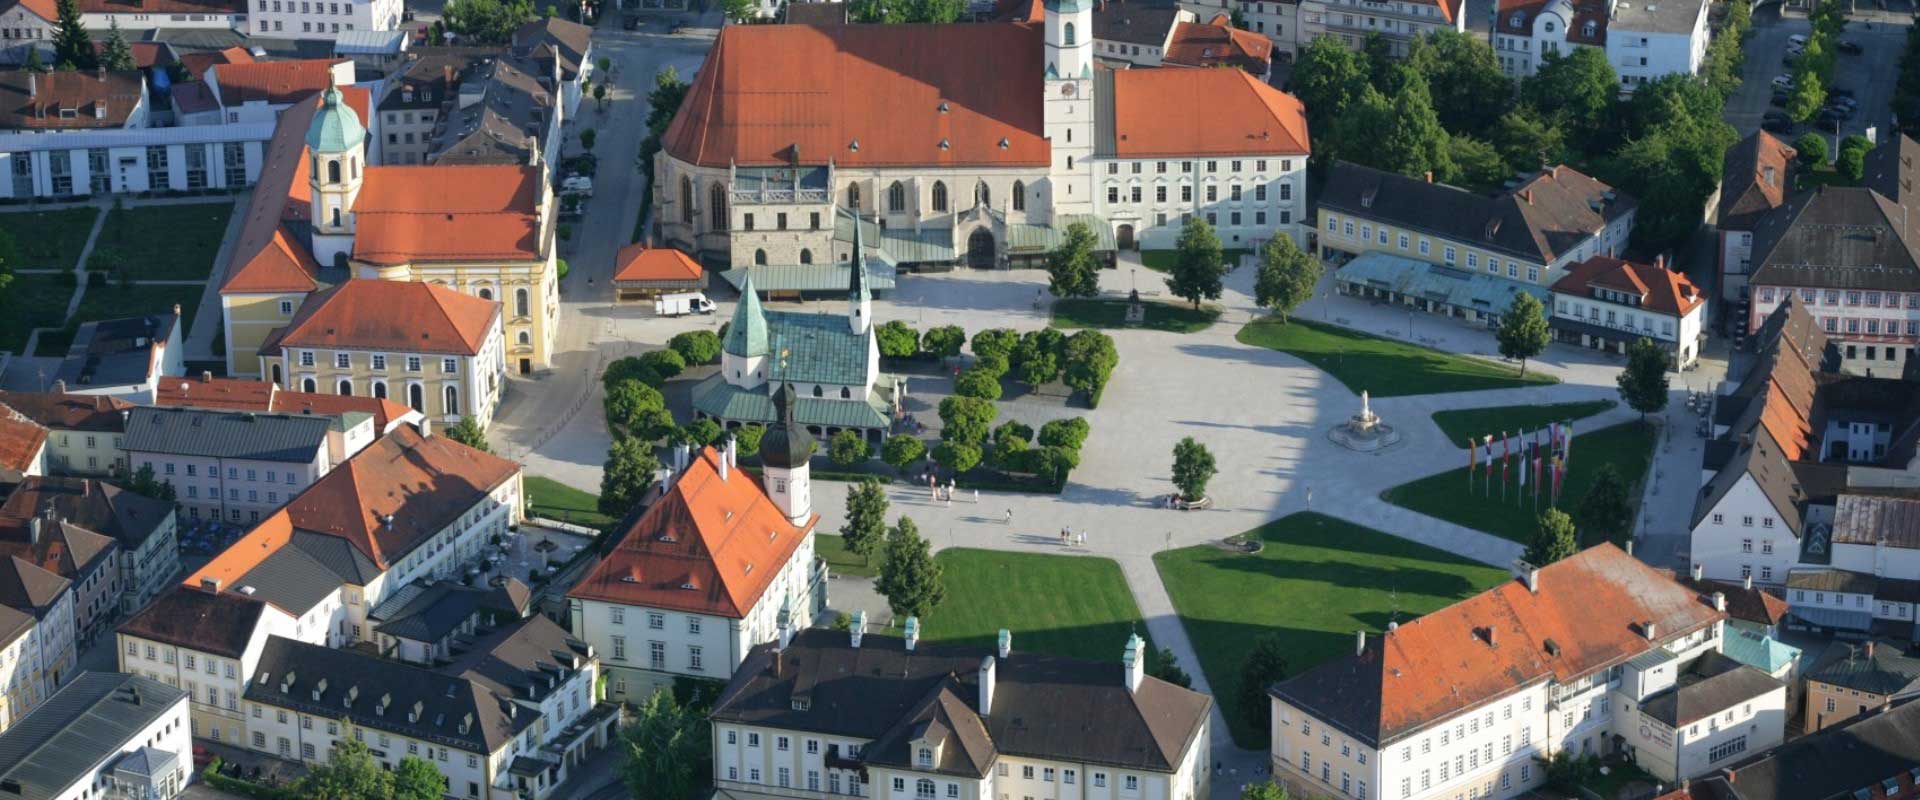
[1117, 224, 1135, 250]
[967, 229, 996, 269]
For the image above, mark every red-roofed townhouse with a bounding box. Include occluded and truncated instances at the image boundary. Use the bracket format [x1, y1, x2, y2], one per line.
[569, 386, 825, 701]
[0, 0, 56, 66]
[1549, 254, 1708, 367]
[176, 58, 356, 126]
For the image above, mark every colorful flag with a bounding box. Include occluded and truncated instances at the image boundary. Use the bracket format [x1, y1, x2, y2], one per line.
[1468, 436, 1477, 472]
[1563, 419, 1574, 464]
[1532, 447, 1543, 501]
[1483, 436, 1495, 475]
[1552, 456, 1565, 504]
[1502, 431, 1510, 466]
[1518, 440, 1528, 488]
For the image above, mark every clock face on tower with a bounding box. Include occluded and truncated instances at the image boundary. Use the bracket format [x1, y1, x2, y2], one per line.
[1061, 82, 1077, 97]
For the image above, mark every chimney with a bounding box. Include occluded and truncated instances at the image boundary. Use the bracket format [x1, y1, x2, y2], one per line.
[726, 436, 738, 470]
[1523, 188, 1533, 205]
[418, 417, 432, 437]
[1643, 621, 1659, 640]
[718, 446, 729, 481]
[1424, 171, 1434, 183]
[27, 73, 34, 98]
[1691, 563, 1703, 580]
[1743, 574, 1753, 590]
[1655, 255, 1666, 271]
[51, 379, 64, 393]
[904, 616, 920, 651]
[850, 610, 866, 648]
[1867, 641, 1877, 659]
[1123, 634, 1145, 693]
[1712, 592, 1727, 612]
[978, 656, 996, 716]
[776, 602, 793, 652]
[200, 577, 222, 593]
[200, 371, 213, 383]
[996, 628, 1011, 658]
[1356, 629, 1367, 655]
[1512, 559, 1541, 593]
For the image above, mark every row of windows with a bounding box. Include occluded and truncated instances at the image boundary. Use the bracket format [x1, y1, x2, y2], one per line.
[1104, 181, 1292, 206]
[1760, 287, 1920, 310]
[257, 0, 354, 13]
[1328, 215, 1547, 283]
[609, 636, 704, 671]
[294, 349, 462, 373]
[1105, 158, 1293, 175]
[1817, 316, 1920, 338]
[607, 608, 703, 634]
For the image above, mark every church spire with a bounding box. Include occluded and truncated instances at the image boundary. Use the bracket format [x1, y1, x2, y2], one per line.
[849, 214, 871, 335]
[725, 270, 770, 358]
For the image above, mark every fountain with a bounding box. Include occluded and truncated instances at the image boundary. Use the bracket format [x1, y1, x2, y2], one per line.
[1328, 391, 1403, 453]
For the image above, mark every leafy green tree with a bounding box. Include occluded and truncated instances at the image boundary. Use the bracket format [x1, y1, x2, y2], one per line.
[51, 0, 93, 70]
[444, 417, 491, 452]
[1046, 221, 1102, 298]
[579, 127, 597, 152]
[295, 737, 394, 799]
[1241, 782, 1292, 800]
[1403, 30, 1513, 136]
[1576, 464, 1634, 545]
[953, 368, 1003, 400]
[442, 0, 536, 43]
[1600, 92, 1736, 253]
[1333, 81, 1453, 181]
[1010, 329, 1064, 388]
[876, 320, 920, 359]
[932, 440, 982, 474]
[1794, 132, 1830, 167]
[1253, 234, 1320, 323]
[618, 689, 710, 800]
[1785, 71, 1826, 124]
[683, 418, 723, 448]
[992, 420, 1033, 446]
[1622, 74, 1725, 143]
[970, 328, 1019, 363]
[1839, 143, 1868, 182]
[646, 67, 690, 137]
[841, 478, 889, 566]
[599, 436, 659, 518]
[604, 380, 668, 438]
[989, 433, 1028, 471]
[1149, 646, 1192, 689]
[1290, 35, 1371, 131]
[393, 758, 444, 800]
[920, 325, 966, 360]
[1171, 437, 1216, 502]
[1362, 33, 1401, 91]
[668, 330, 722, 364]
[1039, 418, 1090, 452]
[1061, 329, 1119, 400]
[603, 355, 662, 391]
[1447, 135, 1516, 195]
[877, 516, 945, 617]
[1496, 292, 1551, 376]
[639, 348, 687, 381]
[882, 435, 926, 473]
[734, 424, 766, 458]
[1527, 509, 1579, 566]
[718, 0, 757, 22]
[1491, 106, 1569, 172]
[1238, 635, 1291, 746]
[22, 47, 44, 74]
[1523, 48, 1617, 146]
[1617, 336, 1671, 419]
[937, 396, 996, 445]
[1028, 446, 1077, 486]
[1165, 216, 1226, 309]
[829, 429, 870, 467]
[123, 463, 176, 502]
[98, 20, 134, 71]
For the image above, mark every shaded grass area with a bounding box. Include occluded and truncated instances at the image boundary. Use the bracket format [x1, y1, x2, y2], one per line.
[0, 207, 99, 269]
[1050, 297, 1220, 333]
[525, 476, 619, 530]
[1430, 400, 1617, 447]
[66, 283, 205, 342]
[1381, 421, 1657, 546]
[0, 274, 76, 353]
[1154, 513, 1508, 747]
[89, 202, 233, 280]
[920, 548, 1152, 664]
[1140, 248, 1250, 273]
[817, 533, 879, 578]
[1236, 317, 1557, 397]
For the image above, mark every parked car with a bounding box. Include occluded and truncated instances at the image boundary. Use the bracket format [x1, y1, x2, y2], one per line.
[1837, 39, 1864, 54]
[1818, 106, 1854, 124]
[1770, 90, 1792, 107]
[1830, 87, 1856, 98]
[1761, 116, 1796, 133]
[1788, 34, 1808, 48]
[1772, 74, 1796, 90]
[1827, 95, 1859, 110]
[561, 176, 593, 196]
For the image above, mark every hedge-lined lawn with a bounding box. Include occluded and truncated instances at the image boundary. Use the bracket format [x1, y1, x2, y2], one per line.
[1430, 400, 1617, 447]
[88, 202, 233, 280]
[818, 534, 879, 578]
[921, 548, 1152, 664]
[1237, 318, 1558, 397]
[0, 207, 98, 269]
[1050, 298, 1219, 333]
[1154, 513, 1508, 747]
[1381, 421, 1656, 546]
[525, 476, 618, 530]
[0, 274, 77, 353]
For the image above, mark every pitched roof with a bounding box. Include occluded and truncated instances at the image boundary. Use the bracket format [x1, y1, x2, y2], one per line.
[209, 59, 345, 106]
[865, 679, 997, 778]
[1272, 544, 1725, 748]
[1749, 181, 1920, 292]
[1550, 255, 1706, 316]
[1672, 574, 1790, 628]
[1099, 67, 1305, 158]
[117, 585, 268, 658]
[511, 17, 590, 78]
[0, 519, 116, 586]
[1834, 493, 1920, 551]
[569, 447, 814, 618]
[1717, 698, 1920, 800]
[121, 406, 334, 463]
[0, 555, 71, 618]
[1, 0, 56, 22]
[369, 582, 507, 644]
[0, 70, 144, 130]
[0, 403, 49, 479]
[1162, 21, 1272, 73]
[0, 477, 174, 554]
[350, 165, 546, 265]
[712, 629, 1212, 772]
[437, 615, 593, 703]
[1806, 640, 1920, 696]
[379, 47, 507, 111]
[1319, 161, 1634, 266]
[1092, 0, 1186, 46]
[1689, 425, 1811, 535]
[179, 46, 253, 80]
[218, 87, 372, 295]
[1719, 131, 1796, 231]
[153, 375, 415, 431]
[0, 673, 186, 800]
[613, 245, 704, 283]
[266, 280, 499, 356]
[0, 392, 129, 433]
[1636, 651, 1784, 728]
[54, 312, 179, 391]
[663, 23, 1051, 168]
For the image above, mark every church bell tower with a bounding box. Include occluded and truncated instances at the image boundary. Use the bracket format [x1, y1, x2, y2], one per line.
[1043, 0, 1095, 217]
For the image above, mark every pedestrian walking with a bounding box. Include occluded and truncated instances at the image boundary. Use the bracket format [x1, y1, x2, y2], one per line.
[1006, 508, 1014, 525]
[1078, 531, 1086, 547]
[972, 489, 979, 504]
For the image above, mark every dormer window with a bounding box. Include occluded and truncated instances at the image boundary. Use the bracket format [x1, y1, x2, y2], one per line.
[1582, 20, 1596, 37]
[917, 748, 933, 767]
[1509, 11, 1524, 27]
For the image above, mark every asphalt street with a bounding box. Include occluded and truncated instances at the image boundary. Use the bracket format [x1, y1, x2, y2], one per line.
[1724, 2, 1914, 148]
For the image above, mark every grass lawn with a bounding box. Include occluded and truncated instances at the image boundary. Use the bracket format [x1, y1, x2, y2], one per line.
[88, 202, 233, 280]
[817, 534, 879, 578]
[71, 283, 204, 333]
[0, 274, 77, 353]
[1796, 163, 1855, 191]
[1236, 318, 1557, 397]
[525, 476, 619, 530]
[920, 548, 1152, 664]
[1154, 513, 1509, 747]
[0, 207, 98, 269]
[1430, 400, 1617, 447]
[1050, 297, 1220, 333]
[1140, 248, 1249, 273]
[1381, 421, 1657, 546]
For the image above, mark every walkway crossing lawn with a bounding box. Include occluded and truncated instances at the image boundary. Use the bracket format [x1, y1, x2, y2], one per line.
[1430, 400, 1617, 447]
[1154, 513, 1509, 747]
[1380, 421, 1657, 547]
[88, 202, 233, 280]
[525, 476, 618, 530]
[818, 534, 879, 578]
[0, 274, 76, 353]
[1236, 318, 1558, 397]
[921, 548, 1153, 664]
[0, 207, 98, 269]
[1050, 297, 1220, 333]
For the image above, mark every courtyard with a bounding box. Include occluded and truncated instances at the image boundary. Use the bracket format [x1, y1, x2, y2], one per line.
[1236, 317, 1558, 397]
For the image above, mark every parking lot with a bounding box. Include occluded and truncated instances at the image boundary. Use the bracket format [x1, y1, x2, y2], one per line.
[1725, 2, 1912, 148]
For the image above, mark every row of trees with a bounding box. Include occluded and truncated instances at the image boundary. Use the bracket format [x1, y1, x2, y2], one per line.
[35, 0, 136, 72]
[597, 331, 732, 518]
[953, 327, 1119, 402]
[264, 738, 448, 800]
[1782, 0, 1849, 125]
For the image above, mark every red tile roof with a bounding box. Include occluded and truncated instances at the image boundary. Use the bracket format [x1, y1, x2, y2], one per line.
[180, 46, 254, 81]
[153, 375, 416, 431]
[1162, 21, 1273, 73]
[91, 40, 168, 70]
[1719, 131, 1797, 231]
[0, 70, 145, 130]
[5, 0, 56, 20]
[613, 245, 703, 283]
[350, 165, 545, 266]
[664, 23, 1051, 168]
[211, 59, 348, 106]
[1551, 256, 1706, 316]
[1108, 68, 1308, 158]
[0, 402, 49, 477]
[267, 279, 499, 356]
[77, 0, 243, 14]
[218, 87, 370, 294]
[0, 391, 131, 433]
[1497, 0, 1597, 38]
[569, 448, 816, 618]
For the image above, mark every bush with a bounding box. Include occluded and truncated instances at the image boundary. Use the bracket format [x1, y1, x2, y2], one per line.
[974, 353, 1010, 378]
[882, 435, 926, 472]
[734, 423, 766, 457]
[953, 368, 1003, 400]
[829, 429, 870, 467]
[604, 356, 664, 391]
[971, 328, 1018, 362]
[876, 321, 920, 359]
[1038, 417, 1090, 452]
[669, 330, 723, 364]
[922, 325, 966, 359]
[993, 420, 1034, 445]
[1795, 132, 1829, 167]
[557, 258, 570, 280]
[1839, 144, 1868, 181]
[990, 433, 1029, 470]
[684, 418, 723, 447]
[639, 348, 688, 381]
[932, 440, 982, 473]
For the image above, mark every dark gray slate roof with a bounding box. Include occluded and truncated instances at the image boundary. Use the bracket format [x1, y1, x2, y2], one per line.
[1807, 640, 1920, 697]
[232, 542, 348, 615]
[436, 616, 591, 703]
[1719, 697, 1920, 800]
[1318, 160, 1635, 266]
[1093, 0, 1185, 46]
[1748, 141, 1920, 292]
[1638, 651, 1784, 728]
[711, 629, 1211, 773]
[122, 406, 333, 463]
[118, 586, 266, 659]
[0, 672, 186, 800]
[0, 477, 173, 554]
[53, 313, 178, 390]
[370, 582, 518, 644]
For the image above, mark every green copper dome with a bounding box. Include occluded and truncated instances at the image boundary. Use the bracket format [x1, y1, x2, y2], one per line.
[305, 85, 366, 155]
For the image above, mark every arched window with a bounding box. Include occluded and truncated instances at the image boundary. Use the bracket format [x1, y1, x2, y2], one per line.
[327, 159, 341, 183]
[337, 380, 353, 396]
[755, 249, 768, 266]
[515, 288, 530, 318]
[812, 385, 824, 397]
[847, 183, 862, 210]
[916, 779, 936, 799]
[372, 381, 387, 400]
[1064, 21, 1076, 46]
[931, 181, 948, 212]
[330, 208, 341, 227]
[975, 180, 990, 208]
[1544, 20, 1555, 32]
[1581, 19, 1595, 36]
[517, 331, 531, 345]
[1012, 180, 1026, 211]
[887, 181, 907, 213]
[799, 249, 813, 264]
[408, 383, 424, 412]
[840, 387, 851, 398]
[477, 287, 493, 301]
[680, 177, 694, 224]
[710, 183, 728, 231]
[444, 385, 460, 416]
[302, 378, 317, 393]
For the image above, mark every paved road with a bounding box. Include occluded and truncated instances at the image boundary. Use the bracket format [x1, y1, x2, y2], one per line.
[1724, 2, 1913, 147]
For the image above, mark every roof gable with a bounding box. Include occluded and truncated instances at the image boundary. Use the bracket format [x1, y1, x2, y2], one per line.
[271, 280, 499, 356]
